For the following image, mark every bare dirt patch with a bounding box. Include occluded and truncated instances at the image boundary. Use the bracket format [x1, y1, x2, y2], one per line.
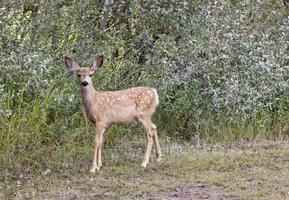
[161, 185, 235, 200]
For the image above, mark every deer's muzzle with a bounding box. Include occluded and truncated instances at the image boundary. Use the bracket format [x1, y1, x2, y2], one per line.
[82, 81, 88, 87]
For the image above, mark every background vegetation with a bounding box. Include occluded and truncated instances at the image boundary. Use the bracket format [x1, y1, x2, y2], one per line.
[1, 0, 289, 181]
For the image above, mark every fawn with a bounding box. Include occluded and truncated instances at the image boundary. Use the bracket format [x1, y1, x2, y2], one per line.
[64, 55, 161, 172]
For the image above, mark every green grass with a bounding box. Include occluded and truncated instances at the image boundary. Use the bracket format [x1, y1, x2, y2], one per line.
[1, 139, 289, 199]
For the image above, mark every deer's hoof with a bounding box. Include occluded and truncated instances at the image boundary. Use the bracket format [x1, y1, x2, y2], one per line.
[141, 162, 148, 169]
[156, 153, 162, 162]
[89, 166, 100, 173]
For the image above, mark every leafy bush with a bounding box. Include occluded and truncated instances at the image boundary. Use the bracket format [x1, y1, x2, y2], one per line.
[1, 0, 289, 146]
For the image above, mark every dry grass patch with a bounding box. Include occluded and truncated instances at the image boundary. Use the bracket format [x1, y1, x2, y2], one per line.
[2, 139, 289, 199]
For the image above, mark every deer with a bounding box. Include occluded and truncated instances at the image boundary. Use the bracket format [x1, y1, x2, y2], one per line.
[64, 55, 162, 173]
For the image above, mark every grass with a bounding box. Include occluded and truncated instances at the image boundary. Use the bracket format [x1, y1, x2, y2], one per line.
[1, 138, 289, 199]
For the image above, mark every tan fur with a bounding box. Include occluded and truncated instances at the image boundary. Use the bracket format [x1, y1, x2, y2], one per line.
[65, 56, 162, 173]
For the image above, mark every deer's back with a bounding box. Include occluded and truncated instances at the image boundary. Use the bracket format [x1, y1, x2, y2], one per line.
[93, 86, 159, 124]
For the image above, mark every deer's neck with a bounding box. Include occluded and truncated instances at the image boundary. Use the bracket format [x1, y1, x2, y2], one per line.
[81, 85, 97, 113]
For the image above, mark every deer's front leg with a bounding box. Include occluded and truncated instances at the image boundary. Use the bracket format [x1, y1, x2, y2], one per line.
[97, 133, 103, 168]
[90, 122, 105, 173]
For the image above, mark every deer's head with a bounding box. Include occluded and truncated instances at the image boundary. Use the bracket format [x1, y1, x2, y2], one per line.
[65, 56, 103, 87]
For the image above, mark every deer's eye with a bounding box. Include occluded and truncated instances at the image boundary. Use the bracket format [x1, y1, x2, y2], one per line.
[77, 74, 81, 77]
[89, 74, 92, 77]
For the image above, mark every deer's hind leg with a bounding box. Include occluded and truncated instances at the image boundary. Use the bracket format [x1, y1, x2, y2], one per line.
[138, 116, 158, 168]
[151, 122, 161, 162]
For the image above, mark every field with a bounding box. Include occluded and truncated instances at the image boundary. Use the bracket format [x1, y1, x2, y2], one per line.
[1, 139, 289, 200]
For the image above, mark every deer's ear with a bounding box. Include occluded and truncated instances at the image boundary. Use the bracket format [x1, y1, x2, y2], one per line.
[65, 56, 79, 72]
[90, 55, 103, 71]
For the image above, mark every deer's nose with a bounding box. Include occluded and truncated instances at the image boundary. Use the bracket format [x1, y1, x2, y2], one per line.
[82, 81, 88, 86]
